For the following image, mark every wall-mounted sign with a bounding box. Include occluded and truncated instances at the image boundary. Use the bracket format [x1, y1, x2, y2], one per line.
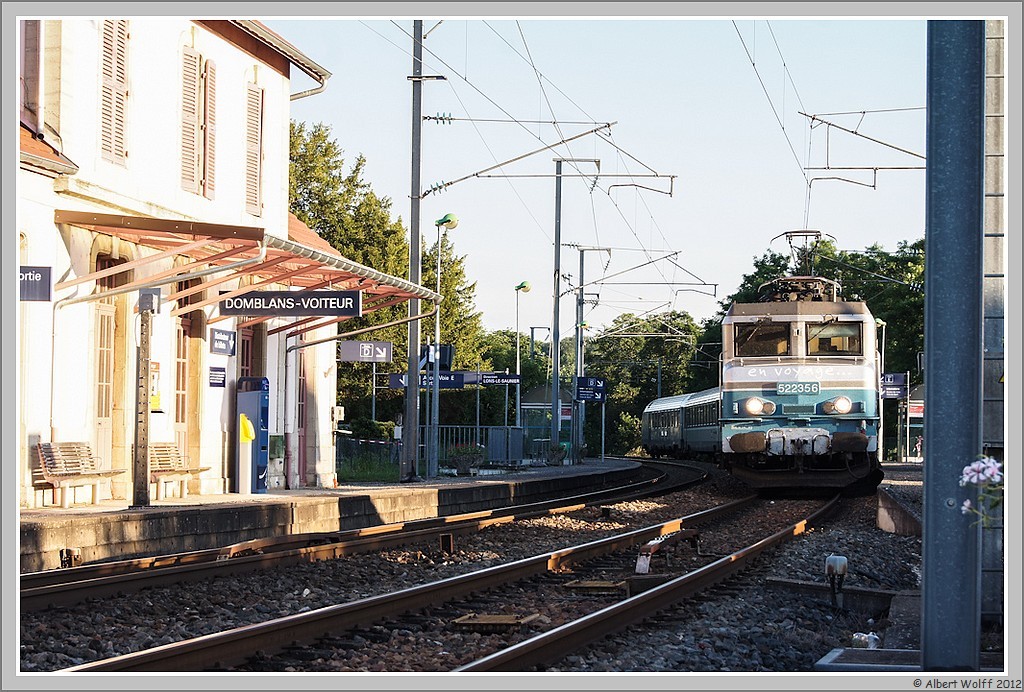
[219, 290, 362, 317]
[209, 366, 226, 388]
[19, 266, 51, 302]
[339, 341, 392, 363]
[149, 362, 163, 411]
[210, 328, 236, 356]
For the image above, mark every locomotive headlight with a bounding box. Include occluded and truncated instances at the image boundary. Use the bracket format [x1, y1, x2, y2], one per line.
[824, 396, 853, 414]
[743, 398, 776, 416]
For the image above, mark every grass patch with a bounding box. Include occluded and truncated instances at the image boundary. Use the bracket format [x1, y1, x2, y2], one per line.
[336, 453, 401, 483]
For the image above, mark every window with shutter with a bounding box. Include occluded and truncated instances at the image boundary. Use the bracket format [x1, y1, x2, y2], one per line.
[181, 49, 216, 199]
[100, 20, 129, 165]
[245, 82, 263, 216]
[180, 47, 200, 193]
[202, 60, 217, 199]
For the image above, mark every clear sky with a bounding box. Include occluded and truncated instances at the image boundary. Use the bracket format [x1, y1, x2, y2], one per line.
[266, 15, 929, 337]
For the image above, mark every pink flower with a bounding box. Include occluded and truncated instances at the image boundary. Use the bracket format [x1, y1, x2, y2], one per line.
[961, 499, 973, 515]
[960, 456, 1003, 487]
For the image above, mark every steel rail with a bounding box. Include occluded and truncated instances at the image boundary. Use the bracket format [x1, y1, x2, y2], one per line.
[63, 492, 756, 672]
[455, 494, 841, 671]
[23, 462, 699, 610]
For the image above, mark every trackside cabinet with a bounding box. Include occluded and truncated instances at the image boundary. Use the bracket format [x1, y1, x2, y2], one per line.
[236, 377, 270, 493]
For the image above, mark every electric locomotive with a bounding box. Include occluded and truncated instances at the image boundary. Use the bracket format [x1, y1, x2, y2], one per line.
[642, 275, 883, 491]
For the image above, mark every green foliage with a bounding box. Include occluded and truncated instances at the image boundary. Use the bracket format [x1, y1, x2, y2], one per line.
[336, 452, 400, 483]
[721, 250, 793, 306]
[690, 250, 791, 391]
[422, 231, 486, 371]
[289, 120, 414, 424]
[348, 418, 395, 441]
[615, 411, 641, 454]
[579, 310, 700, 455]
[448, 443, 485, 475]
[810, 239, 925, 381]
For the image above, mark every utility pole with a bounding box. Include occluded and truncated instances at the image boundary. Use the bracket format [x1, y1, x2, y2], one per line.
[131, 290, 157, 508]
[570, 244, 609, 463]
[401, 19, 425, 482]
[549, 159, 563, 454]
[921, 19, 984, 672]
[550, 158, 599, 461]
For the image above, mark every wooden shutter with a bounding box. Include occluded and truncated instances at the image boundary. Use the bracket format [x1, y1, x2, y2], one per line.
[100, 20, 129, 164]
[202, 59, 217, 199]
[180, 47, 201, 193]
[244, 82, 263, 216]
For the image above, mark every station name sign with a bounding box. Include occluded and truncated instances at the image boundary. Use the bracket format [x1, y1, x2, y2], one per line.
[220, 290, 362, 317]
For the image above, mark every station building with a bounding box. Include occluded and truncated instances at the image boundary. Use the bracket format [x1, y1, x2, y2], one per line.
[16, 19, 437, 508]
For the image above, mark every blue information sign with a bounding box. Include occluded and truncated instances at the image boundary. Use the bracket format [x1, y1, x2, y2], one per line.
[388, 372, 465, 389]
[20, 266, 51, 302]
[209, 366, 227, 387]
[210, 329, 236, 356]
[880, 373, 908, 399]
[575, 376, 607, 402]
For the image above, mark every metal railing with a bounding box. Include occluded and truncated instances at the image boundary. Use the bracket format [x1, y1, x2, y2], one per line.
[334, 435, 402, 482]
[417, 425, 524, 469]
[335, 427, 525, 480]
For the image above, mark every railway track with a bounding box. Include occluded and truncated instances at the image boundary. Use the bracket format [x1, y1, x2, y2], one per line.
[62, 492, 838, 672]
[22, 459, 700, 612]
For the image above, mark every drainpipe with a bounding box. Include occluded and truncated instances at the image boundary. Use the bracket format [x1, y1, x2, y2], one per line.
[283, 305, 438, 489]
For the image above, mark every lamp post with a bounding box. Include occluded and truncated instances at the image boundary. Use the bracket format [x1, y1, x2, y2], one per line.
[875, 318, 887, 462]
[430, 213, 458, 478]
[515, 281, 530, 429]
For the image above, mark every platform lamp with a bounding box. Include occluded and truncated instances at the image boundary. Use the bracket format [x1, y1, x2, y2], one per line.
[429, 213, 458, 478]
[515, 281, 531, 429]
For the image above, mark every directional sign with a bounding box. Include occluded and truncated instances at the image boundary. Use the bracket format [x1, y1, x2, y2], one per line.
[210, 328, 236, 356]
[576, 387, 606, 402]
[481, 373, 521, 386]
[881, 385, 908, 399]
[880, 373, 908, 399]
[339, 341, 392, 363]
[575, 376, 607, 402]
[388, 372, 465, 389]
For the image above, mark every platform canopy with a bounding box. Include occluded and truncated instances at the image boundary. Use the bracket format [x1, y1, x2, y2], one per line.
[53, 210, 440, 338]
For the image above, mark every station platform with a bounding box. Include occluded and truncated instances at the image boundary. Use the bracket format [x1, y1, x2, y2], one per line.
[19, 458, 641, 573]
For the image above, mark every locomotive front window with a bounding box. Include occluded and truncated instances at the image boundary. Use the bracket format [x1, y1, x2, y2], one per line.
[734, 323, 790, 357]
[806, 322, 862, 356]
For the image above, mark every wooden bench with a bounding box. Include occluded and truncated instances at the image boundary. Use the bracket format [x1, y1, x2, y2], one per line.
[146, 442, 210, 500]
[36, 442, 125, 508]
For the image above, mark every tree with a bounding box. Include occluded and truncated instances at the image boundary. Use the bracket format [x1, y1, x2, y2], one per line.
[289, 120, 411, 427]
[580, 310, 701, 455]
[690, 250, 791, 391]
[421, 231, 487, 374]
[810, 239, 925, 381]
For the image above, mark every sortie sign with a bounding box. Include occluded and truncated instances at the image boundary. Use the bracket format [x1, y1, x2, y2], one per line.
[219, 290, 362, 317]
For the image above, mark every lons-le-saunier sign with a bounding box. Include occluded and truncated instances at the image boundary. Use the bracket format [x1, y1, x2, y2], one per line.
[220, 290, 362, 317]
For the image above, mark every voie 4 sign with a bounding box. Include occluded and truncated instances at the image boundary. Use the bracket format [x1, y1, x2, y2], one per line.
[219, 290, 362, 317]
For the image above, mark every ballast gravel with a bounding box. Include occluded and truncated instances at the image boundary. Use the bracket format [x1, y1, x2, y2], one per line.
[20, 463, 927, 673]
